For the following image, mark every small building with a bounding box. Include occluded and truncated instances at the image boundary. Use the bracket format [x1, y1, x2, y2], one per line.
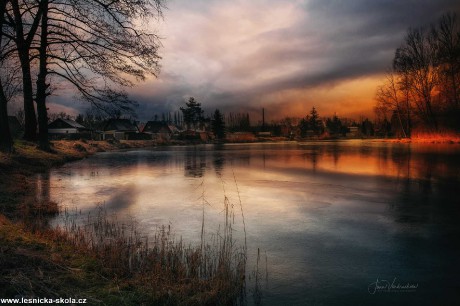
[48, 118, 94, 139]
[226, 132, 256, 143]
[143, 121, 173, 140]
[257, 131, 272, 137]
[179, 129, 201, 140]
[168, 124, 181, 136]
[346, 126, 360, 138]
[8, 116, 23, 138]
[102, 118, 139, 140]
[178, 129, 212, 142]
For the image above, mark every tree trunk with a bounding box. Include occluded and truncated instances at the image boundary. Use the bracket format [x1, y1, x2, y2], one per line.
[36, 0, 49, 151]
[0, 0, 13, 152]
[20, 53, 38, 141]
[395, 107, 407, 138]
[11, 0, 38, 141]
[406, 102, 412, 138]
[0, 83, 13, 152]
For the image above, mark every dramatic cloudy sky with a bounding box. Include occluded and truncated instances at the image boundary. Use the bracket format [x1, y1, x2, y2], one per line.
[45, 0, 460, 121]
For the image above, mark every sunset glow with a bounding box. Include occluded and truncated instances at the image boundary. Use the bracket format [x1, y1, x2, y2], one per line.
[2, 1, 460, 304]
[30, 0, 460, 120]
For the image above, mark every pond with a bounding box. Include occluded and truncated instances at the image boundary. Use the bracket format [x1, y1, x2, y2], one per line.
[39, 140, 460, 305]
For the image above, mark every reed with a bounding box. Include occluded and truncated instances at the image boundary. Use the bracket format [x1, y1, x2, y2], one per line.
[48, 183, 248, 304]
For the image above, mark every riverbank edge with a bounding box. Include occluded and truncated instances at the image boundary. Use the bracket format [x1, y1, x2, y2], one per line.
[1, 136, 459, 302]
[0, 139, 249, 304]
[0, 140, 164, 303]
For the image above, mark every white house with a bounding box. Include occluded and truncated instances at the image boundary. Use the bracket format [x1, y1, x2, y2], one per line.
[48, 118, 90, 134]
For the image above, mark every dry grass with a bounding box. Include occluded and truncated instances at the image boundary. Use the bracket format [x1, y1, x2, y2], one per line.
[1, 139, 250, 304]
[0, 216, 110, 303]
[1, 139, 157, 173]
[409, 131, 460, 143]
[47, 199, 247, 305]
[374, 131, 460, 144]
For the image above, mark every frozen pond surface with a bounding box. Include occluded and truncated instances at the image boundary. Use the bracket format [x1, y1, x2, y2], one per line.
[40, 140, 460, 305]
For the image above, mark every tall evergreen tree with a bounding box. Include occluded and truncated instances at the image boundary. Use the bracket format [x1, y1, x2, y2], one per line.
[212, 109, 225, 139]
[309, 107, 322, 136]
[180, 97, 204, 130]
[326, 114, 343, 135]
[299, 116, 310, 138]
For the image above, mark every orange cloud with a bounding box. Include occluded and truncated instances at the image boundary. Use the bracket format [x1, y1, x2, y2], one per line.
[257, 75, 384, 120]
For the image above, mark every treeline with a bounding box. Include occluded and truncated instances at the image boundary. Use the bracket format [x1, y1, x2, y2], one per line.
[375, 12, 460, 137]
[268, 107, 374, 139]
[0, 0, 164, 152]
[226, 112, 250, 132]
[145, 112, 186, 126]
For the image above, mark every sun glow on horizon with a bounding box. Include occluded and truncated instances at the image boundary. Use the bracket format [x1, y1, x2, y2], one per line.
[253, 75, 384, 120]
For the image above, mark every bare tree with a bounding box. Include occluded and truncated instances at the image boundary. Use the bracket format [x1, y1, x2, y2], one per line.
[375, 71, 411, 138]
[0, 0, 14, 151]
[431, 13, 460, 128]
[2, 0, 164, 149]
[36, 0, 163, 149]
[3, 0, 42, 140]
[434, 13, 460, 107]
[394, 27, 440, 130]
[376, 12, 460, 133]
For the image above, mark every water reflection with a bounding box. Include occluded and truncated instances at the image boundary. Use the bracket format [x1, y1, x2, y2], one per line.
[19, 171, 58, 231]
[184, 148, 207, 177]
[105, 184, 138, 211]
[44, 141, 460, 305]
[213, 150, 225, 177]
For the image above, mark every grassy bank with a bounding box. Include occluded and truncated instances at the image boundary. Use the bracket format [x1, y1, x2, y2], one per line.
[0, 140, 157, 219]
[383, 131, 460, 144]
[0, 140, 247, 305]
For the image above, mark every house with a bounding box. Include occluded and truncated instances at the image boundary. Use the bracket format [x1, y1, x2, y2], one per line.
[142, 121, 173, 140]
[8, 116, 23, 138]
[48, 118, 94, 139]
[179, 129, 201, 140]
[226, 132, 256, 143]
[167, 124, 181, 136]
[178, 129, 212, 142]
[102, 118, 139, 140]
[346, 126, 360, 138]
[48, 118, 89, 134]
[257, 131, 272, 137]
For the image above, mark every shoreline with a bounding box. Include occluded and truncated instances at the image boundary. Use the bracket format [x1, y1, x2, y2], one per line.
[1, 139, 161, 219]
[0, 139, 246, 303]
[2, 135, 458, 221]
[1, 136, 459, 302]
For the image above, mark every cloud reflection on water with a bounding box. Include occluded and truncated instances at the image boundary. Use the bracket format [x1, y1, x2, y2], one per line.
[44, 141, 460, 305]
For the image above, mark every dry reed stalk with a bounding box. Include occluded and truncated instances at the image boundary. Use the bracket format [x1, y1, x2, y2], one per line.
[51, 184, 248, 304]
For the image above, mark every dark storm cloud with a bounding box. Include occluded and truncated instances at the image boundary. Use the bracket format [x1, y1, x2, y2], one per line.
[49, 0, 460, 119]
[261, 0, 460, 92]
[130, 0, 459, 118]
[306, 0, 460, 32]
